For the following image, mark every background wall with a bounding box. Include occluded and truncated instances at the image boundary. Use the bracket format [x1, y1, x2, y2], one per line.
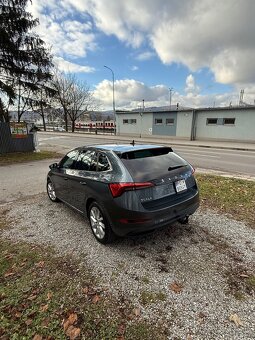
[195, 109, 255, 142]
[152, 112, 177, 136]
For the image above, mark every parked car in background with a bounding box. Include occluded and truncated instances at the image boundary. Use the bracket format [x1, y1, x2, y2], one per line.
[53, 126, 65, 132]
[47, 144, 199, 244]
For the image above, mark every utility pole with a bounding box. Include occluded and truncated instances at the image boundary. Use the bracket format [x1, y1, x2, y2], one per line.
[169, 87, 173, 109]
[104, 65, 116, 135]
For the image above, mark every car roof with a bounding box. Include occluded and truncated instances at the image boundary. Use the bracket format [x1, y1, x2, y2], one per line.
[84, 144, 169, 153]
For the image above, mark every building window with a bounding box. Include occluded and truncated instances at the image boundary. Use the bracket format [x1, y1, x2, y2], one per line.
[206, 118, 218, 125]
[155, 118, 163, 125]
[130, 119, 136, 124]
[223, 118, 235, 125]
[123, 119, 128, 124]
[166, 118, 175, 125]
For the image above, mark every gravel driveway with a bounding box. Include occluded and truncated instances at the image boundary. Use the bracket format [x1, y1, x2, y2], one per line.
[2, 193, 254, 340]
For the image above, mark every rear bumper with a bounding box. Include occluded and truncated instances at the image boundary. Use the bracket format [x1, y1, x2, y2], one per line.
[108, 190, 199, 237]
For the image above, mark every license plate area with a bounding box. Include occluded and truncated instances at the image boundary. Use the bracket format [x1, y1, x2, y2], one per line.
[153, 183, 173, 200]
[175, 179, 187, 193]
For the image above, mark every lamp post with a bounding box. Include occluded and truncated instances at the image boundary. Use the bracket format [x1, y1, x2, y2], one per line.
[104, 65, 116, 135]
[169, 87, 173, 109]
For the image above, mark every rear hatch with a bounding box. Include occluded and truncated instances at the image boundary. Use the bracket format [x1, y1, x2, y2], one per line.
[119, 147, 197, 210]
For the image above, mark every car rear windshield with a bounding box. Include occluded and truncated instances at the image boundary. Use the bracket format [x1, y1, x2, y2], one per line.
[119, 147, 188, 181]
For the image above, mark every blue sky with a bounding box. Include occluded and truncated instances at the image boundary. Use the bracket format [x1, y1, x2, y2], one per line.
[29, 0, 255, 110]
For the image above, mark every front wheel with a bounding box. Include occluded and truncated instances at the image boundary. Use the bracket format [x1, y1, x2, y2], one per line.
[88, 202, 115, 244]
[47, 180, 59, 202]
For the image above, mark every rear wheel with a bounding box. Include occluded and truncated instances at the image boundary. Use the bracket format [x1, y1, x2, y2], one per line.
[178, 216, 189, 224]
[47, 180, 59, 202]
[88, 202, 115, 244]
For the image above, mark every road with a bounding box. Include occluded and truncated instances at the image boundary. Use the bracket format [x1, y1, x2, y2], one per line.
[38, 132, 255, 177]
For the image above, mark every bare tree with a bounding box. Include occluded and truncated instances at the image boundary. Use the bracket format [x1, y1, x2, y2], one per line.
[51, 71, 95, 132]
[68, 80, 94, 132]
[30, 86, 56, 131]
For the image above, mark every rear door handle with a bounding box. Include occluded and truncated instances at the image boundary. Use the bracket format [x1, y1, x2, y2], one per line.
[80, 181, 87, 185]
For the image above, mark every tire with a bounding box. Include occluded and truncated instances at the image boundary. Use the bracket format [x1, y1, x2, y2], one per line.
[178, 216, 189, 225]
[88, 202, 115, 244]
[47, 179, 59, 202]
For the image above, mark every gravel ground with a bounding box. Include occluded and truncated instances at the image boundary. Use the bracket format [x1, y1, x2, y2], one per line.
[2, 194, 255, 339]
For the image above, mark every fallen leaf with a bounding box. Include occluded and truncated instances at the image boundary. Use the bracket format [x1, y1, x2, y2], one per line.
[15, 311, 22, 318]
[33, 334, 42, 340]
[36, 261, 45, 268]
[65, 325, 81, 340]
[47, 292, 53, 300]
[27, 294, 37, 301]
[169, 281, 183, 294]
[82, 287, 89, 294]
[40, 304, 48, 312]
[25, 319, 33, 326]
[4, 271, 15, 278]
[42, 318, 50, 327]
[63, 313, 78, 331]
[4, 254, 13, 259]
[92, 294, 100, 304]
[33, 335, 42, 340]
[118, 324, 126, 335]
[133, 307, 141, 317]
[229, 313, 243, 327]
[239, 274, 249, 278]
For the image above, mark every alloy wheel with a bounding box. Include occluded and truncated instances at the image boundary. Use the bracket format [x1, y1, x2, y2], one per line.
[47, 181, 56, 201]
[90, 206, 106, 240]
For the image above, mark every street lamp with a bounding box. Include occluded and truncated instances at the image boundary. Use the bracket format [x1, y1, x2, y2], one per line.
[169, 87, 174, 109]
[104, 65, 116, 135]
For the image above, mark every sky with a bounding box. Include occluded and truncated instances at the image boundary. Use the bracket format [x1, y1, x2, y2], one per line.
[28, 0, 255, 111]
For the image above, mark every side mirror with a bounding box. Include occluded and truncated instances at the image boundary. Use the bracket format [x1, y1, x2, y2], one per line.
[49, 163, 59, 170]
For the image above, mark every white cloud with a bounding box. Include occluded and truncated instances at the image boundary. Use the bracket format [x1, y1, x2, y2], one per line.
[30, 0, 255, 86]
[136, 51, 155, 61]
[53, 57, 95, 73]
[29, 0, 97, 58]
[54, 0, 255, 86]
[93, 78, 255, 110]
[131, 66, 138, 71]
[185, 74, 200, 94]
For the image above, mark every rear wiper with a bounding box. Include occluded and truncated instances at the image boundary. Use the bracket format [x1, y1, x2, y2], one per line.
[168, 165, 185, 171]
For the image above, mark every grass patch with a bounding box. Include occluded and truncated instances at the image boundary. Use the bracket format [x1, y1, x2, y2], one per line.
[0, 208, 10, 230]
[0, 212, 167, 340]
[196, 174, 255, 228]
[0, 151, 63, 166]
[140, 291, 166, 305]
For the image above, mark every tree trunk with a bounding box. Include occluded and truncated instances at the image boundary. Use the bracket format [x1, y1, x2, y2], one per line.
[64, 108, 68, 131]
[71, 120, 75, 132]
[42, 108, 46, 131]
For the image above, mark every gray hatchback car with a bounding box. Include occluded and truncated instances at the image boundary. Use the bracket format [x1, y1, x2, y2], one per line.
[47, 144, 199, 243]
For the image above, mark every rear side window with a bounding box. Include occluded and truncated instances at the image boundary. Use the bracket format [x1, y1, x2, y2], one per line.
[76, 150, 97, 171]
[59, 150, 79, 169]
[97, 153, 111, 172]
[120, 148, 187, 181]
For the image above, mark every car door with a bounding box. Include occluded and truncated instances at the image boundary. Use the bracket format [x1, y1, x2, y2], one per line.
[51, 150, 79, 202]
[67, 149, 98, 212]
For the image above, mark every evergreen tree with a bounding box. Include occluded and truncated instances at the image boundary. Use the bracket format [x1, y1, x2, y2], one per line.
[0, 0, 53, 121]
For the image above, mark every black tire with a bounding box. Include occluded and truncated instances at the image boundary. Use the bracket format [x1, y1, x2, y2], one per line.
[178, 216, 189, 225]
[88, 202, 115, 244]
[47, 179, 60, 202]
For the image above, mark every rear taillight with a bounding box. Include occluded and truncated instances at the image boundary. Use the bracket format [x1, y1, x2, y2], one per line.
[109, 182, 154, 198]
